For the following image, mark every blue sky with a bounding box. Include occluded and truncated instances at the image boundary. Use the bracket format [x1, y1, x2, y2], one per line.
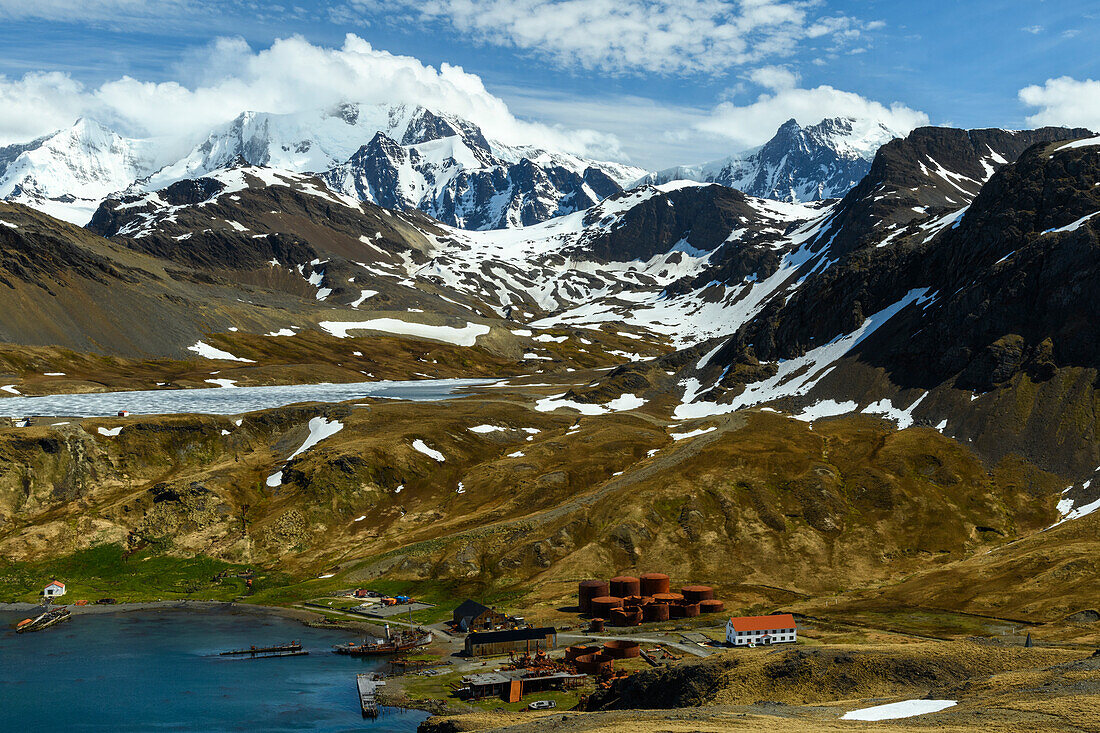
[0, 1, 1097, 168]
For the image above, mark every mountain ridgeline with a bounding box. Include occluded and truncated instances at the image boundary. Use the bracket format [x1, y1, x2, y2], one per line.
[0, 104, 644, 230]
[641, 117, 901, 202]
[659, 127, 1100, 481]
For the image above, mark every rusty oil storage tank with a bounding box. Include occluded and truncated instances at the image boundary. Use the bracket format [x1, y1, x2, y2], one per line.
[699, 599, 725, 614]
[652, 592, 684, 604]
[590, 596, 624, 617]
[590, 618, 605, 633]
[622, 595, 651, 608]
[680, 602, 701, 618]
[602, 640, 641, 659]
[642, 603, 670, 622]
[565, 645, 601, 661]
[573, 652, 614, 675]
[681, 585, 714, 602]
[609, 607, 642, 627]
[609, 576, 641, 598]
[639, 572, 671, 596]
[578, 579, 610, 614]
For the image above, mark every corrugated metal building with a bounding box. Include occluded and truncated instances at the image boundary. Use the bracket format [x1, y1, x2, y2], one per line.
[464, 627, 557, 656]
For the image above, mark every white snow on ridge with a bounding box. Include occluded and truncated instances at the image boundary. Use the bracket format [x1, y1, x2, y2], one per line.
[841, 700, 957, 721]
[97, 426, 123, 437]
[319, 318, 490, 346]
[265, 416, 344, 487]
[1042, 211, 1099, 235]
[860, 393, 927, 429]
[793, 400, 858, 422]
[1056, 136, 1100, 151]
[412, 438, 445, 461]
[187, 341, 255, 363]
[350, 289, 378, 308]
[1051, 482, 1100, 528]
[287, 417, 344, 461]
[670, 426, 716, 440]
[534, 392, 645, 415]
[674, 288, 931, 420]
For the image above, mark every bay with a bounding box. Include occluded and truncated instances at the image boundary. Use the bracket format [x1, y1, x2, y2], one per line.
[0, 607, 429, 731]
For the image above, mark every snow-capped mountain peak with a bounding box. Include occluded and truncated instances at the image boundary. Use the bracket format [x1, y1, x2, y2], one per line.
[642, 116, 903, 203]
[0, 117, 161, 223]
[0, 102, 645, 230]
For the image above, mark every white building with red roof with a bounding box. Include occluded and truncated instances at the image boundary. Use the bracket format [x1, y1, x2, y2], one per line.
[725, 613, 797, 646]
[42, 580, 66, 598]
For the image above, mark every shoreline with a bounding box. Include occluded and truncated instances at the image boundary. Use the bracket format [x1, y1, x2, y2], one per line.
[0, 599, 387, 635]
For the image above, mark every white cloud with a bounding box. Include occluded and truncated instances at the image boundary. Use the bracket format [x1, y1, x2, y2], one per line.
[350, 0, 881, 75]
[500, 76, 928, 169]
[748, 65, 800, 91]
[0, 34, 621, 158]
[696, 82, 929, 149]
[0, 31, 927, 171]
[1019, 76, 1100, 132]
[499, 86, 716, 168]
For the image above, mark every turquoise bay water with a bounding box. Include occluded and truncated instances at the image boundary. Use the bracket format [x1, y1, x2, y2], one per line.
[0, 607, 428, 731]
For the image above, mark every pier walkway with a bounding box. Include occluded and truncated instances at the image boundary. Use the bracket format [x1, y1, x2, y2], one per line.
[357, 674, 386, 717]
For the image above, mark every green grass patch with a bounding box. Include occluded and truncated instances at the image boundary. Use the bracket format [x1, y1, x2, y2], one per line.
[0, 544, 294, 603]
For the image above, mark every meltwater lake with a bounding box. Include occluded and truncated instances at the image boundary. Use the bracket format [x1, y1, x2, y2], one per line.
[0, 378, 494, 417]
[0, 607, 429, 731]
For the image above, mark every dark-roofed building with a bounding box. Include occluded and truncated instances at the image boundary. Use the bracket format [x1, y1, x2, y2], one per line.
[452, 599, 508, 632]
[464, 626, 557, 656]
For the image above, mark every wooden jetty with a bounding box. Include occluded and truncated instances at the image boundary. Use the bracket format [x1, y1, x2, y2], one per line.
[218, 641, 307, 659]
[357, 673, 386, 718]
